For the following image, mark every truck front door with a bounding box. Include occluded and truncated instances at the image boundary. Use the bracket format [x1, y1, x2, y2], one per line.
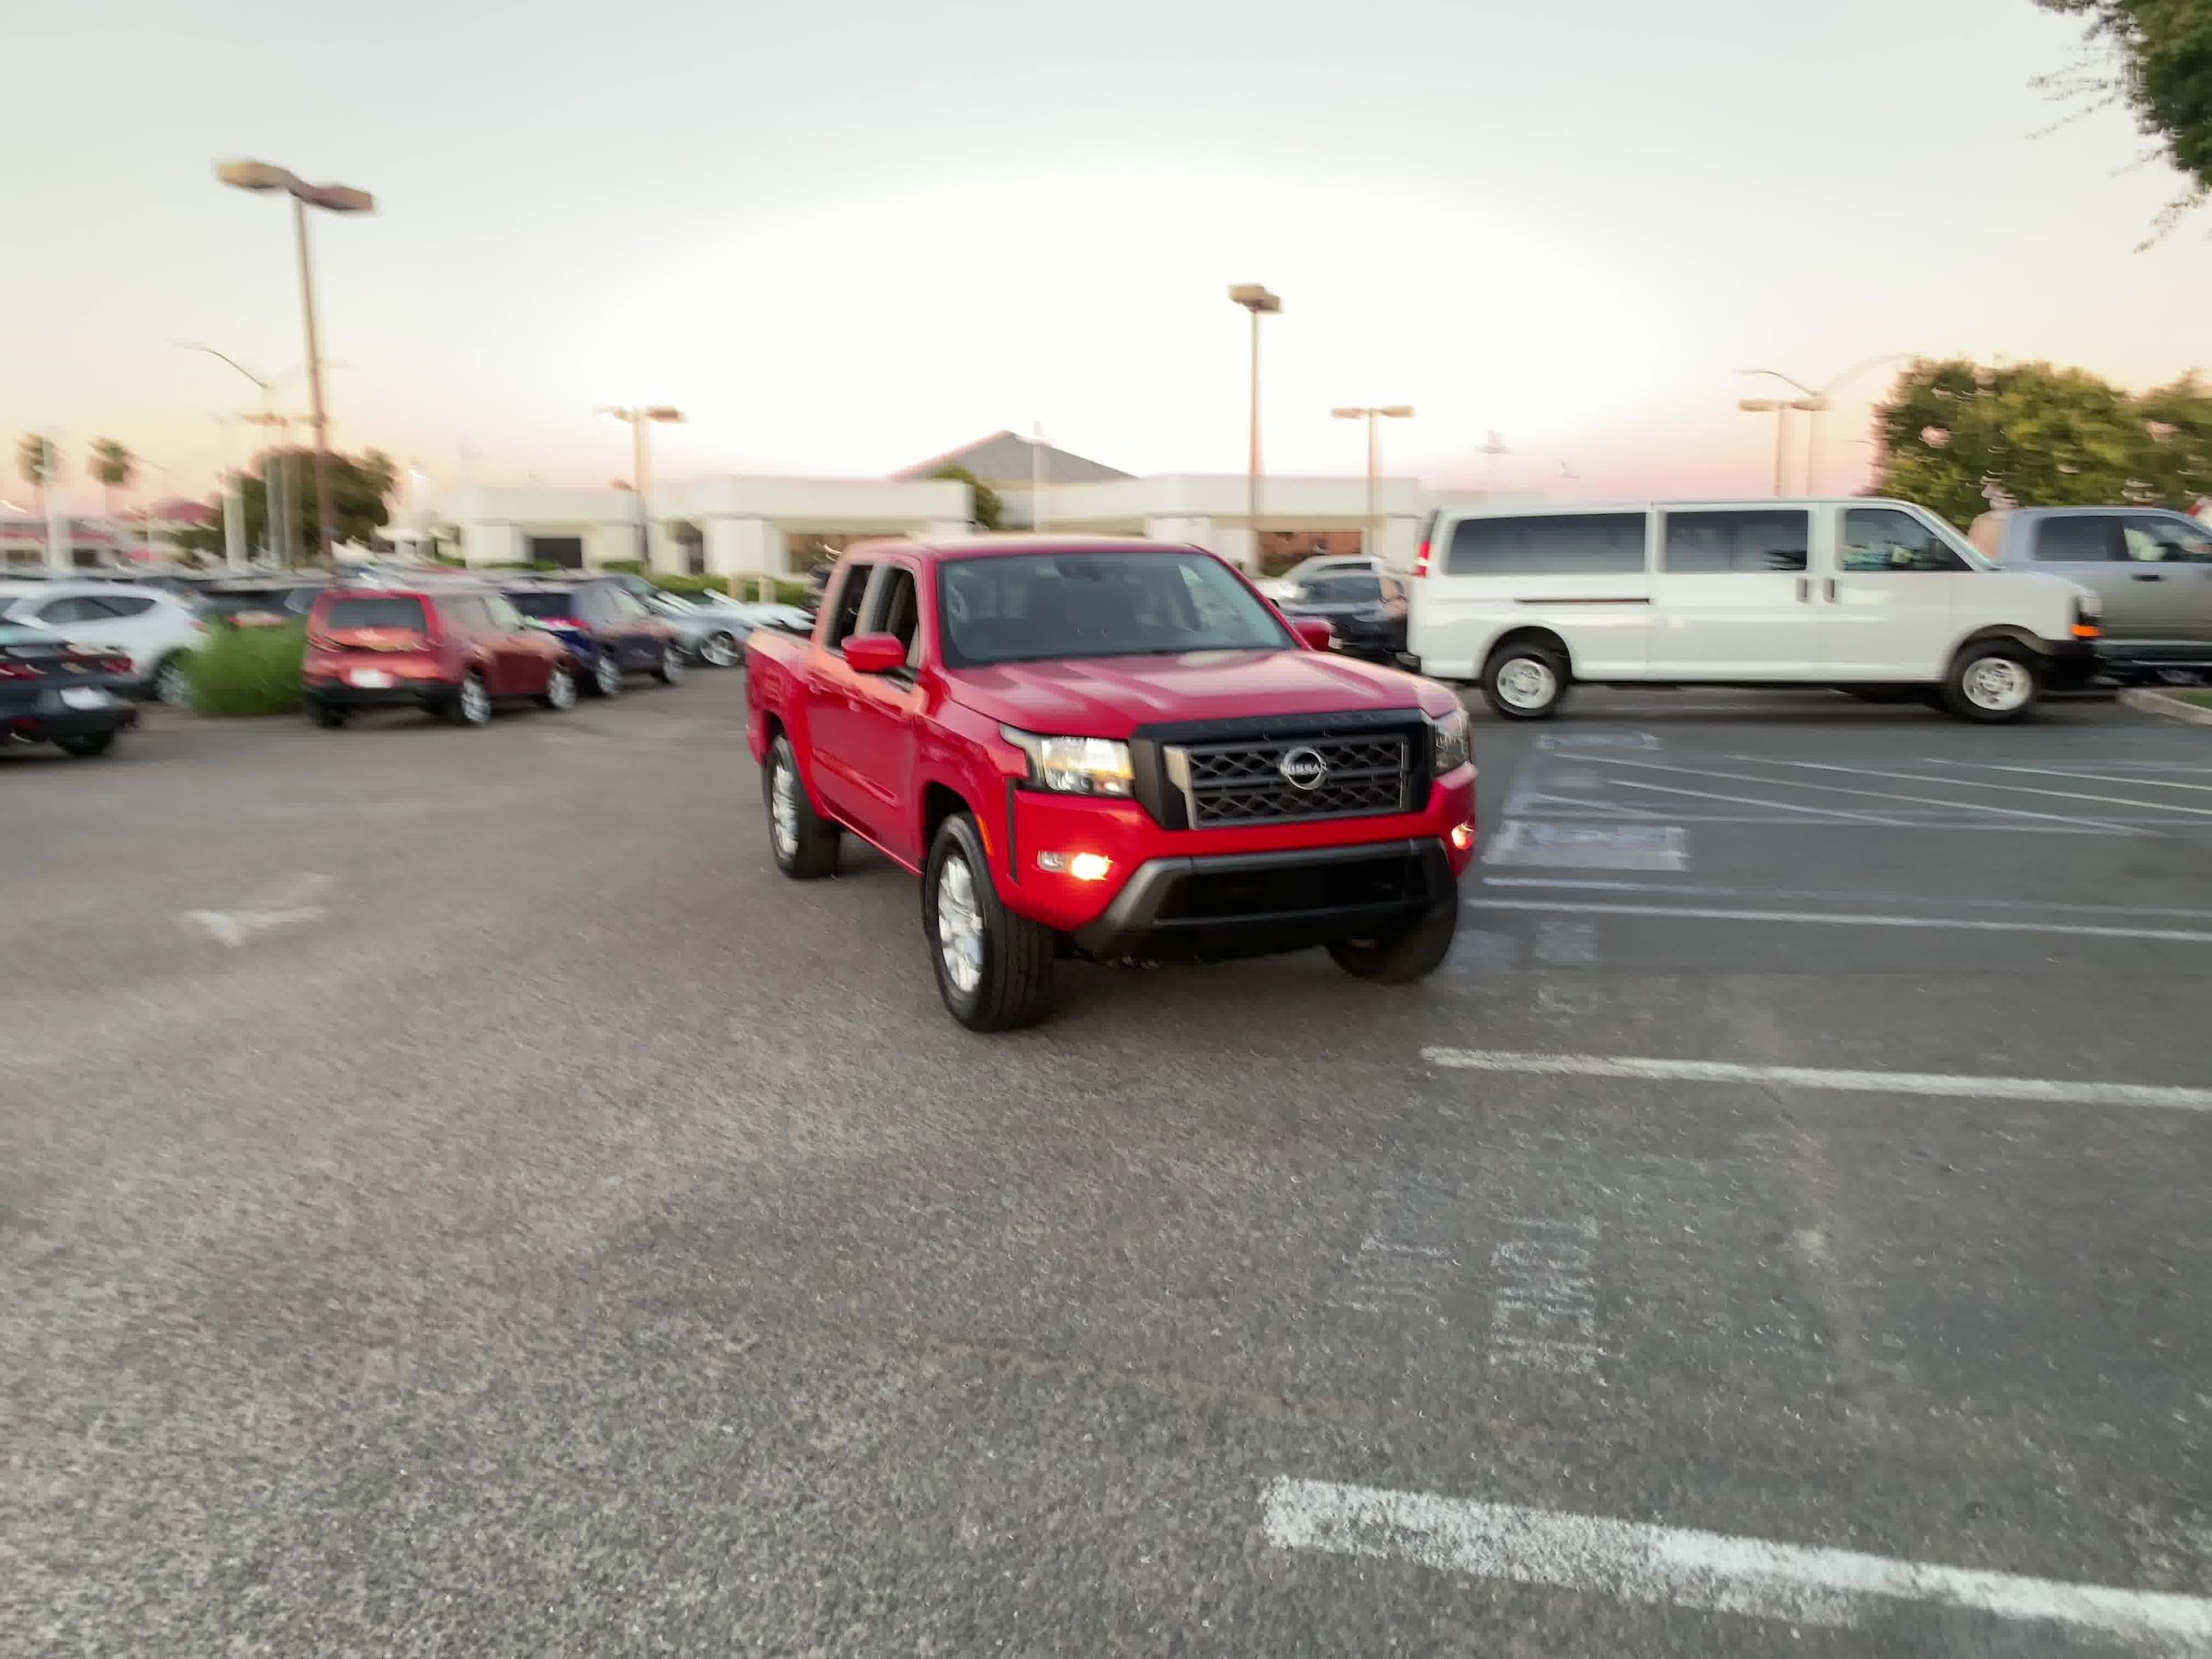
[804, 560, 878, 826]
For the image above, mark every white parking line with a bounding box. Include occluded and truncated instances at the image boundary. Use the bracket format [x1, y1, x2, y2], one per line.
[1262, 1479, 2212, 1652]
[1938, 761, 2212, 795]
[1479, 876, 2212, 920]
[1582, 753, 2136, 833]
[1419, 1048, 2212, 1112]
[1741, 757, 2212, 819]
[1464, 897, 2212, 944]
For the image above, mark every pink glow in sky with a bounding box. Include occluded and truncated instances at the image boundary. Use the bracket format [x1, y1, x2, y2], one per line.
[4, 0, 2207, 515]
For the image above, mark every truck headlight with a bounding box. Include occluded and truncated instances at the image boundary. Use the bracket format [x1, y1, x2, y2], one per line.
[1002, 726, 1135, 797]
[1430, 707, 1471, 775]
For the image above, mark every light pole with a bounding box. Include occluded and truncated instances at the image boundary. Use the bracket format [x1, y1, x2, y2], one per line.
[1738, 357, 1910, 495]
[1331, 404, 1414, 562]
[1228, 284, 1280, 570]
[214, 160, 375, 564]
[1737, 396, 1824, 495]
[596, 405, 685, 568]
[175, 342, 280, 568]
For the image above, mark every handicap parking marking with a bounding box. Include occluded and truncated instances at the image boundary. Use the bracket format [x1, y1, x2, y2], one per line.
[1262, 1479, 2212, 1652]
[1535, 731, 1659, 751]
[1485, 820, 1686, 872]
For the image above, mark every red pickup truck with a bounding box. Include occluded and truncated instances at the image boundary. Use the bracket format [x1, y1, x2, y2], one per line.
[745, 537, 1479, 1030]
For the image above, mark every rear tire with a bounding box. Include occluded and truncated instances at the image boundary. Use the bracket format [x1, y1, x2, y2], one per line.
[1328, 892, 1460, 983]
[1942, 641, 2040, 724]
[922, 812, 1056, 1032]
[152, 653, 195, 708]
[56, 732, 116, 757]
[1480, 641, 1568, 720]
[764, 734, 841, 878]
[700, 632, 741, 669]
[308, 701, 349, 729]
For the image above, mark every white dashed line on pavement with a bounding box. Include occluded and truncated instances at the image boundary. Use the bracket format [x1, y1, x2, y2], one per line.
[1262, 1479, 2212, 1653]
[1419, 1048, 2212, 1113]
[1464, 897, 2212, 944]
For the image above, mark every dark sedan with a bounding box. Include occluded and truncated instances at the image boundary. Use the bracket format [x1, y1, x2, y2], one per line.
[0, 625, 141, 757]
[1275, 568, 1409, 666]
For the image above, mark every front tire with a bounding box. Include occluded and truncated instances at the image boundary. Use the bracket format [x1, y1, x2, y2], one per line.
[588, 649, 624, 698]
[56, 732, 116, 758]
[653, 644, 686, 685]
[1942, 642, 2040, 724]
[1328, 891, 1460, 983]
[537, 664, 578, 710]
[922, 812, 1056, 1032]
[764, 734, 841, 879]
[699, 631, 741, 669]
[1480, 641, 1568, 720]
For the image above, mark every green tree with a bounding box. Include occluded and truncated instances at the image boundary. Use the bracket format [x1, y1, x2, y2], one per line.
[17, 433, 59, 506]
[175, 449, 394, 564]
[88, 437, 136, 519]
[2037, 0, 2212, 235]
[930, 465, 1002, 532]
[1871, 357, 2212, 525]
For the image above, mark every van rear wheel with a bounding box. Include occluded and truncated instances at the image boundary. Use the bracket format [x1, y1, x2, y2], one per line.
[1480, 641, 1568, 720]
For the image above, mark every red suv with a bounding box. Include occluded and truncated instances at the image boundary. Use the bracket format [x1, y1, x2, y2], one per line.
[302, 584, 581, 728]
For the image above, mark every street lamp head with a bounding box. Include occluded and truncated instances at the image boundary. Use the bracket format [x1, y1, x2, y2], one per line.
[1738, 397, 1785, 413]
[216, 159, 297, 193]
[1379, 404, 1415, 419]
[1228, 283, 1281, 314]
[301, 183, 376, 214]
[1330, 407, 1366, 419]
[644, 406, 686, 424]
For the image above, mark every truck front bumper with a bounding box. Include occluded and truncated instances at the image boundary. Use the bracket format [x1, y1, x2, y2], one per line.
[1068, 837, 1457, 961]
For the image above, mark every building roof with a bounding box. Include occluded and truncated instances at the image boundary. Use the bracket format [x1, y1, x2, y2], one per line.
[892, 431, 1132, 488]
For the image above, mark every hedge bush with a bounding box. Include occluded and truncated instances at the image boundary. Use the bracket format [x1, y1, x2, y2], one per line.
[189, 623, 307, 717]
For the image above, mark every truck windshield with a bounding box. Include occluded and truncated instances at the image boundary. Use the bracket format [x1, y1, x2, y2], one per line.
[937, 551, 1292, 666]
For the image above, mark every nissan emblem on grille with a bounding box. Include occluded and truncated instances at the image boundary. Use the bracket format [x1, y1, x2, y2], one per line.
[1278, 746, 1329, 791]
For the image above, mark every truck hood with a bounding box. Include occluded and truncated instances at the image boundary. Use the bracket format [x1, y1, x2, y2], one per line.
[945, 648, 1439, 737]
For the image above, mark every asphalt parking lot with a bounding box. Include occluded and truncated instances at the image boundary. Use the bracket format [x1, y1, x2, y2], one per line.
[4, 676, 2210, 1657]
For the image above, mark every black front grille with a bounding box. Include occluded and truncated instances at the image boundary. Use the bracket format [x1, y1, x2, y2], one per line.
[1172, 732, 1411, 826]
[1156, 854, 1425, 922]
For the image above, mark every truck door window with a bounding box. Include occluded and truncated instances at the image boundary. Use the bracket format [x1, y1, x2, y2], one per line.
[1839, 508, 1971, 572]
[2124, 519, 2212, 563]
[869, 566, 920, 654]
[2032, 517, 2119, 563]
[824, 563, 875, 649]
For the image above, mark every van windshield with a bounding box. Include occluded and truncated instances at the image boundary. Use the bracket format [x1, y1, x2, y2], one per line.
[937, 551, 1291, 667]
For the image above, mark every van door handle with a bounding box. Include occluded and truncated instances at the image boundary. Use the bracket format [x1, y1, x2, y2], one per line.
[1824, 579, 1837, 602]
[1796, 577, 1811, 603]
[2131, 572, 2162, 581]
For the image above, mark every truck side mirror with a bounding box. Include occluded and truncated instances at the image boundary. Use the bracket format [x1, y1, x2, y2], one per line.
[842, 632, 909, 674]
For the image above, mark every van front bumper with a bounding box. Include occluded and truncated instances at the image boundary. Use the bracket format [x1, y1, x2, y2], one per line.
[2043, 638, 2101, 691]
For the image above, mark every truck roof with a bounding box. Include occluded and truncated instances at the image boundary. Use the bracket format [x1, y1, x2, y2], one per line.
[835, 534, 1202, 564]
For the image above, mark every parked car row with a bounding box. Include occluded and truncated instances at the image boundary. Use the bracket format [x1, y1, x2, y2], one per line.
[0, 624, 141, 757]
[0, 579, 209, 705]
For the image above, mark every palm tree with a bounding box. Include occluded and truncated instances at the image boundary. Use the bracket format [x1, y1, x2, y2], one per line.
[88, 437, 136, 525]
[17, 433, 58, 510]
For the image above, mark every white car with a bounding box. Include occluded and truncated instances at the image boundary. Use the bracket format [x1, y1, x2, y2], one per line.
[1407, 498, 2100, 724]
[0, 580, 209, 705]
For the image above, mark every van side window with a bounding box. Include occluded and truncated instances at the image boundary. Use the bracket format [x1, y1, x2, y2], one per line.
[824, 563, 875, 649]
[2032, 517, 2118, 563]
[1839, 509, 1972, 572]
[1448, 513, 1646, 576]
[1663, 511, 1809, 573]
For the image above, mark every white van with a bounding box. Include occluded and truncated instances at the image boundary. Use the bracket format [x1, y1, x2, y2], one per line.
[1406, 498, 2100, 723]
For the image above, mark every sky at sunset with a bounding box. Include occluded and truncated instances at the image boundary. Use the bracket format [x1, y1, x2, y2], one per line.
[5, 0, 2208, 517]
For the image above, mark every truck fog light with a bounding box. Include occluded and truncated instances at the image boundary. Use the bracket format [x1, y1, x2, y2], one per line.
[1039, 850, 1113, 880]
[1449, 822, 1475, 852]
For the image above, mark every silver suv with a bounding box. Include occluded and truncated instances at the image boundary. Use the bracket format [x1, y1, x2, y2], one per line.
[1972, 507, 2212, 681]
